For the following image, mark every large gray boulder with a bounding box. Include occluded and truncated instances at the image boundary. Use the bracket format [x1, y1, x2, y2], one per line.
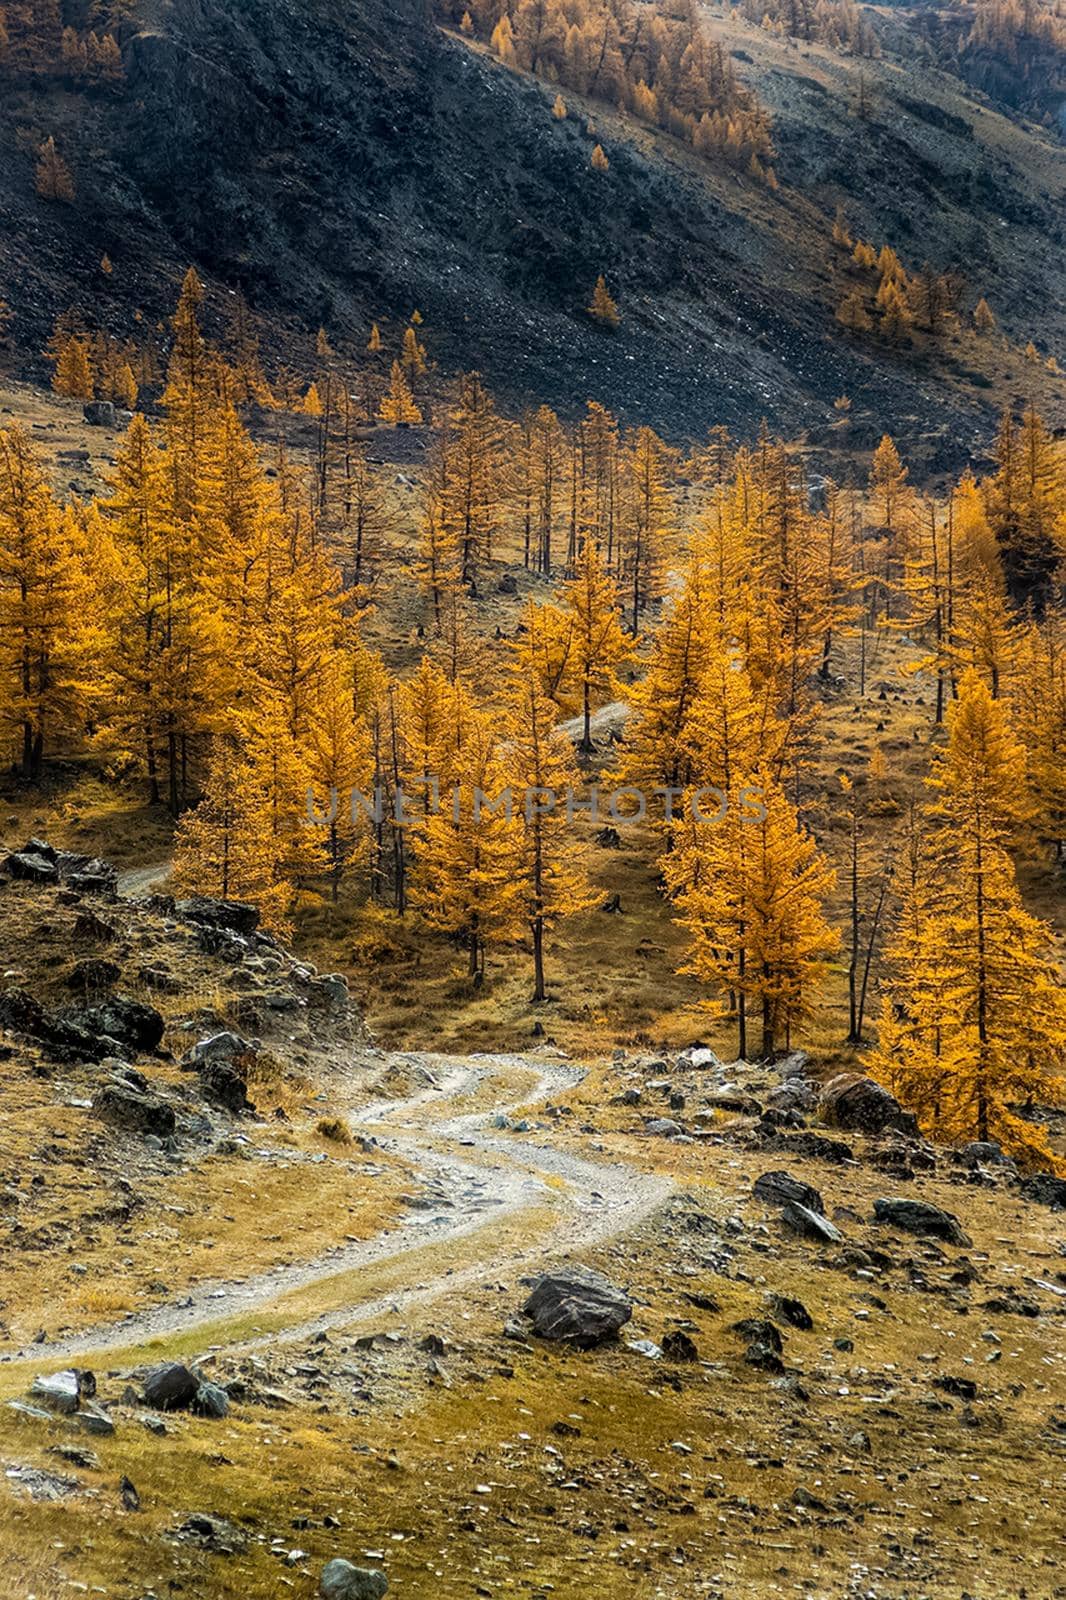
[819, 1074, 919, 1137]
[1020, 1173, 1066, 1210]
[873, 1197, 971, 1246]
[92, 1083, 175, 1138]
[522, 1265, 632, 1347]
[320, 1559, 388, 1600]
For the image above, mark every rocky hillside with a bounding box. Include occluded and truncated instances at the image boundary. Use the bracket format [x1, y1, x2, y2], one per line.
[0, 0, 1063, 463]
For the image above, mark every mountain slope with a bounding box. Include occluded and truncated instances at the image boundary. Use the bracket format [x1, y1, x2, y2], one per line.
[0, 0, 1063, 464]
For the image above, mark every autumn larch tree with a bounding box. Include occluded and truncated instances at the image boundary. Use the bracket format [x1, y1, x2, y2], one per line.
[666, 762, 838, 1060]
[35, 135, 75, 202]
[409, 705, 521, 982]
[0, 428, 97, 778]
[173, 732, 293, 934]
[379, 361, 422, 426]
[874, 671, 1065, 1163]
[52, 336, 94, 399]
[588, 274, 620, 329]
[560, 536, 632, 751]
[503, 668, 595, 1001]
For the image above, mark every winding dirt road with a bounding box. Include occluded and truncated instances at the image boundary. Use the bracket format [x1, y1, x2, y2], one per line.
[8, 1053, 672, 1366]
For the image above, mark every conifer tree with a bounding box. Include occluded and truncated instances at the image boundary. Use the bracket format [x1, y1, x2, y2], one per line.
[35, 136, 75, 202]
[836, 289, 871, 334]
[0, 428, 96, 777]
[560, 536, 632, 751]
[620, 426, 674, 634]
[503, 671, 595, 1000]
[666, 766, 838, 1059]
[617, 560, 722, 828]
[588, 274, 620, 329]
[972, 296, 996, 334]
[304, 651, 373, 900]
[410, 707, 521, 981]
[173, 733, 293, 933]
[379, 361, 422, 425]
[164, 267, 213, 517]
[52, 337, 94, 399]
[873, 670, 1065, 1161]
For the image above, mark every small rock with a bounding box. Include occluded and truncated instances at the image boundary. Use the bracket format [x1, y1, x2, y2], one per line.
[92, 1083, 175, 1138]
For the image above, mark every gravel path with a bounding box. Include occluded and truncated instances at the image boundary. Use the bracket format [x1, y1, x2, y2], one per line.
[8, 1053, 672, 1364]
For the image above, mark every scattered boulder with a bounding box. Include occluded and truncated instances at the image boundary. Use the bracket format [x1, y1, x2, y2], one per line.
[320, 1559, 389, 1600]
[29, 1371, 81, 1415]
[175, 896, 260, 935]
[73, 910, 119, 943]
[182, 1031, 253, 1068]
[138, 965, 183, 995]
[873, 1197, 971, 1246]
[142, 1362, 199, 1411]
[71, 1404, 114, 1436]
[198, 1060, 254, 1113]
[781, 1201, 843, 1243]
[644, 1117, 683, 1138]
[770, 1294, 814, 1331]
[177, 1512, 245, 1553]
[92, 1083, 175, 1138]
[1020, 1173, 1066, 1210]
[190, 1381, 230, 1418]
[64, 858, 118, 896]
[956, 1140, 1014, 1170]
[757, 1128, 854, 1163]
[732, 1317, 784, 1372]
[753, 1170, 824, 1214]
[764, 1080, 817, 1114]
[311, 973, 350, 1010]
[819, 1074, 919, 1137]
[934, 1374, 978, 1402]
[522, 1265, 632, 1347]
[83, 400, 116, 426]
[661, 1329, 699, 1362]
[79, 996, 165, 1053]
[67, 959, 122, 992]
[0, 988, 109, 1063]
[3, 849, 58, 884]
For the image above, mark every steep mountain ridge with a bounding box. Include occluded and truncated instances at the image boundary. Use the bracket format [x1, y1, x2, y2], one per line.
[0, 0, 1063, 462]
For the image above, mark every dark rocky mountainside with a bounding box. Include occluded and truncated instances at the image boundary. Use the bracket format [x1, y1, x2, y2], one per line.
[1, 0, 1064, 461]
